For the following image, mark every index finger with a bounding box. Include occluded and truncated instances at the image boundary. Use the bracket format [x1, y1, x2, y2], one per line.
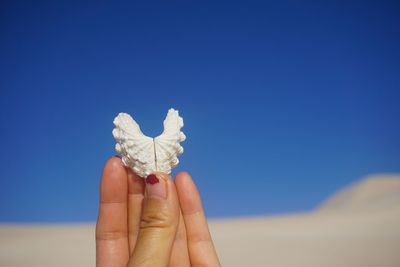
[96, 157, 129, 267]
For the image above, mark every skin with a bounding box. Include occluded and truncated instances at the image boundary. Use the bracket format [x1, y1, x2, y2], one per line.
[96, 156, 221, 267]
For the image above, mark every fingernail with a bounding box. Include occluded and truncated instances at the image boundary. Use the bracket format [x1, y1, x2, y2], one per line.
[145, 174, 167, 199]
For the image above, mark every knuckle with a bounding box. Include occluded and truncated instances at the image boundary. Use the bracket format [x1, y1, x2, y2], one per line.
[95, 229, 127, 241]
[140, 208, 175, 230]
[140, 199, 179, 232]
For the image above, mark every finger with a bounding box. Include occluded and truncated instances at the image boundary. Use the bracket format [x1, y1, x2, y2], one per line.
[175, 172, 221, 267]
[127, 172, 180, 267]
[168, 211, 190, 267]
[96, 157, 129, 267]
[127, 169, 145, 255]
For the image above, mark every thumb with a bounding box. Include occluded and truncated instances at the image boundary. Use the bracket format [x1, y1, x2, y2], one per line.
[128, 172, 180, 267]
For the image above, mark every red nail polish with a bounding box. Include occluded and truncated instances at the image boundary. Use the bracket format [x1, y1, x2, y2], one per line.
[146, 174, 159, 185]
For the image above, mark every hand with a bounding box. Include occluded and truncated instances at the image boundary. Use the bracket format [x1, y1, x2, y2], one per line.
[96, 156, 221, 267]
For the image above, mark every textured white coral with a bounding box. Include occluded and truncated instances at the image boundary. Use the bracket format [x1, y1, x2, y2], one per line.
[112, 108, 185, 178]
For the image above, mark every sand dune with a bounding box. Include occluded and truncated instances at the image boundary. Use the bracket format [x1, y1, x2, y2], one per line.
[317, 174, 400, 213]
[1, 174, 399, 267]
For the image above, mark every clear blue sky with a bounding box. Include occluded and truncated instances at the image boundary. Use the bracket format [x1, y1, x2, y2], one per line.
[1, 1, 399, 222]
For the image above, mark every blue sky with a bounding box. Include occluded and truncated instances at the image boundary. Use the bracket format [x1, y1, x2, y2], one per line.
[1, 1, 399, 222]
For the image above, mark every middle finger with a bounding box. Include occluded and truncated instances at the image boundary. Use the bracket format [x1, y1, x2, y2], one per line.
[127, 169, 145, 255]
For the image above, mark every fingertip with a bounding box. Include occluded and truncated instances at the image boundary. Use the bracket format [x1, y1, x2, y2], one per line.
[100, 156, 128, 203]
[175, 171, 192, 186]
[151, 172, 176, 198]
[103, 156, 125, 177]
[175, 171, 202, 215]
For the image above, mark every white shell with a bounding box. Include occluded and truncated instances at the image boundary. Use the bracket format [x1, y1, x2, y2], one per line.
[112, 108, 186, 178]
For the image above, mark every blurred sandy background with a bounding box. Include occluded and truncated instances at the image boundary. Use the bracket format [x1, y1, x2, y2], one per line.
[1, 174, 399, 267]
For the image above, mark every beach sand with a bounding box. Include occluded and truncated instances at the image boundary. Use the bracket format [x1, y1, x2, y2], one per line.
[1, 174, 399, 267]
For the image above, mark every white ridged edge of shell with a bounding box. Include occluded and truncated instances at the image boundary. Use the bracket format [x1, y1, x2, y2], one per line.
[112, 108, 186, 178]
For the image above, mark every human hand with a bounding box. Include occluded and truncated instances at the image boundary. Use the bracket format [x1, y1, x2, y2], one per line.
[96, 156, 221, 267]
